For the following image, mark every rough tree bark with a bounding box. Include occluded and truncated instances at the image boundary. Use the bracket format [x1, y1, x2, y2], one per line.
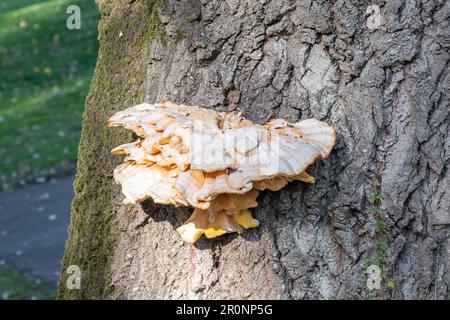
[58, 0, 450, 299]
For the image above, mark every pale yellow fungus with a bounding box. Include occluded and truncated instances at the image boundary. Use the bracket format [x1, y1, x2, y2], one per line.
[109, 102, 335, 243]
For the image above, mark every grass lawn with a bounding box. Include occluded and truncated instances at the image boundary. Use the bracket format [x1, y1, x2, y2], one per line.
[0, 266, 56, 300]
[0, 0, 100, 189]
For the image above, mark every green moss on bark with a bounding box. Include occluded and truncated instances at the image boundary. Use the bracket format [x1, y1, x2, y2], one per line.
[58, 0, 165, 299]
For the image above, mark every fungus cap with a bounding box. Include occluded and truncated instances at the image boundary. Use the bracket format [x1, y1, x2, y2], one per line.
[109, 102, 336, 243]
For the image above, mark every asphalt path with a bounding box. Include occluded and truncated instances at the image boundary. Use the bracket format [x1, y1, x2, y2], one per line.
[0, 175, 74, 284]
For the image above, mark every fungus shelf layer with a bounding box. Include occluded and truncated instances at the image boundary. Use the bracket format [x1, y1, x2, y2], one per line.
[109, 102, 336, 243]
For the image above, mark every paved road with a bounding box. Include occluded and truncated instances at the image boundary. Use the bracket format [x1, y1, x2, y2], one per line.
[0, 176, 74, 284]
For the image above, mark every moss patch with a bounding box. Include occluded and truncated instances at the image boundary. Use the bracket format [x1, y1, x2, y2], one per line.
[174, 27, 187, 43]
[58, 0, 165, 299]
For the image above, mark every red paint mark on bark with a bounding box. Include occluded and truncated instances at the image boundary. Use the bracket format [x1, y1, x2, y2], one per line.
[263, 253, 273, 299]
[185, 244, 196, 296]
[190, 245, 196, 275]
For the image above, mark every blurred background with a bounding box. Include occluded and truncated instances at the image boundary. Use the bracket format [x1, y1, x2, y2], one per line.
[0, 0, 99, 299]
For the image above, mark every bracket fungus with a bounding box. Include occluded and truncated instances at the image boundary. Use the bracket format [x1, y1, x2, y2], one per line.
[109, 102, 336, 243]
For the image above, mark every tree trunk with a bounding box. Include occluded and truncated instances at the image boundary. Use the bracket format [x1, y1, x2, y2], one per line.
[58, 0, 450, 300]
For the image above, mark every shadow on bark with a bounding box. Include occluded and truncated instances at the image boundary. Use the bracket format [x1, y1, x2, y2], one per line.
[140, 197, 262, 249]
